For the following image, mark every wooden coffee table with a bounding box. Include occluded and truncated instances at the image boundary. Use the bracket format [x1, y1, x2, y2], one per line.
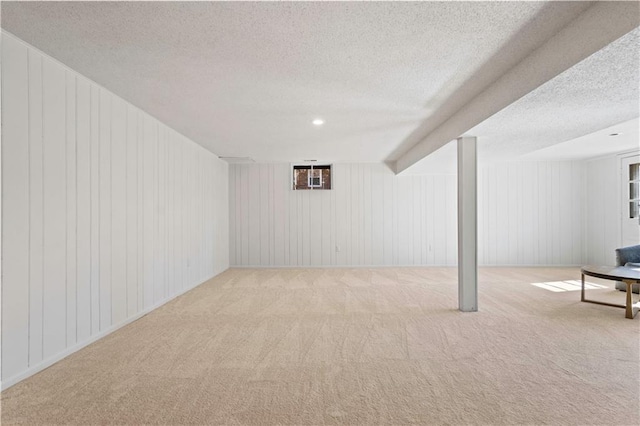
[581, 266, 640, 319]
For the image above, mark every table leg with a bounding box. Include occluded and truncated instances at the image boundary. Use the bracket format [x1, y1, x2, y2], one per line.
[624, 280, 638, 319]
[580, 270, 636, 316]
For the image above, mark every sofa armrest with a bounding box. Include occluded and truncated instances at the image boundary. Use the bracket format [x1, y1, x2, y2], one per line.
[616, 245, 640, 266]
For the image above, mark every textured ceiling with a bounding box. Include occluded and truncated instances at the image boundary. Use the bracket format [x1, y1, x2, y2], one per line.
[405, 26, 640, 174]
[520, 118, 639, 161]
[471, 26, 640, 163]
[404, 117, 640, 176]
[2, 2, 638, 166]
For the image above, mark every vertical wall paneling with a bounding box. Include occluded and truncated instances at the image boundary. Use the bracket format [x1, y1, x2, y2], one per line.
[1, 33, 229, 388]
[349, 165, 358, 264]
[175, 138, 182, 291]
[412, 177, 421, 264]
[2, 36, 30, 379]
[272, 166, 283, 265]
[282, 165, 291, 265]
[321, 189, 331, 265]
[538, 163, 550, 265]
[433, 176, 447, 265]
[585, 155, 625, 265]
[142, 115, 154, 308]
[89, 83, 100, 335]
[268, 165, 275, 266]
[229, 161, 236, 266]
[200, 148, 205, 279]
[550, 163, 561, 263]
[297, 188, 304, 265]
[260, 165, 270, 266]
[152, 122, 160, 302]
[382, 169, 394, 265]
[396, 175, 410, 264]
[523, 164, 534, 264]
[76, 78, 91, 342]
[392, 175, 399, 265]
[136, 110, 144, 311]
[198, 147, 203, 278]
[98, 88, 112, 330]
[572, 162, 585, 264]
[287, 166, 296, 265]
[65, 71, 78, 347]
[344, 165, 353, 265]
[333, 165, 345, 265]
[230, 162, 586, 267]
[241, 165, 249, 265]
[309, 191, 320, 266]
[445, 176, 457, 265]
[110, 96, 127, 325]
[363, 165, 372, 265]
[28, 49, 45, 366]
[506, 165, 517, 263]
[215, 157, 229, 275]
[494, 167, 508, 263]
[370, 167, 383, 265]
[125, 104, 138, 317]
[558, 163, 571, 264]
[158, 125, 165, 297]
[42, 56, 67, 359]
[26, 46, 44, 365]
[329, 171, 336, 266]
[167, 131, 173, 296]
[186, 141, 192, 283]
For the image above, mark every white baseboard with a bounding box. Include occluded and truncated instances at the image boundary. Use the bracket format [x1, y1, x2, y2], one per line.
[0, 271, 224, 391]
[229, 264, 583, 269]
[231, 264, 456, 268]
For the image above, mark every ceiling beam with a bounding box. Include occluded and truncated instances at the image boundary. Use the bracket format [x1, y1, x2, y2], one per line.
[394, 1, 640, 174]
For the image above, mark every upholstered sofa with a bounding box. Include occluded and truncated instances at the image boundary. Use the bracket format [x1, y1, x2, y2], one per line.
[615, 244, 640, 294]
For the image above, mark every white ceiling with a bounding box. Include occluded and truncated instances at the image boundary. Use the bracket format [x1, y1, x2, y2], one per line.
[520, 118, 640, 162]
[404, 25, 640, 175]
[404, 117, 640, 175]
[2, 1, 638, 167]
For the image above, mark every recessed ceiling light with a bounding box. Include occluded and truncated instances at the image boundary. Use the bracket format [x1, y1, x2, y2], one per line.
[312, 118, 324, 126]
[609, 133, 621, 136]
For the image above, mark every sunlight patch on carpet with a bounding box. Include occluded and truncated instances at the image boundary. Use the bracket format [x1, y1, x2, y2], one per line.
[531, 280, 607, 292]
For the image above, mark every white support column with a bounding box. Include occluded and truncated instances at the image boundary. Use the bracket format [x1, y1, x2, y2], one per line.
[457, 136, 477, 312]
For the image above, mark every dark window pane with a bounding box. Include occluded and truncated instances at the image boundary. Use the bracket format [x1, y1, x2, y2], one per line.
[294, 168, 310, 190]
[631, 182, 639, 201]
[630, 163, 640, 181]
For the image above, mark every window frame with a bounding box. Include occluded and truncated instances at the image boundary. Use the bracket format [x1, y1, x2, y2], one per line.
[292, 163, 332, 190]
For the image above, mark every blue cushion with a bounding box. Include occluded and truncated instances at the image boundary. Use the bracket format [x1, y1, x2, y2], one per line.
[616, 245, 640, 265]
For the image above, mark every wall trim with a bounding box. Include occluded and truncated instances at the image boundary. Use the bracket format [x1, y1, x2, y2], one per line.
[228, 264, 583, 269]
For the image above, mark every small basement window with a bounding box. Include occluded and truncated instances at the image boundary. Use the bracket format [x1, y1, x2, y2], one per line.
[292, 164, 332, 190]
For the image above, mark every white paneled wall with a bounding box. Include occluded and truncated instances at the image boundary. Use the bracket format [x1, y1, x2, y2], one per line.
[1, 33, 229, 388]
[584, 156, 620, 265]
[229, 161, 585, 267]
[230, 163, 457, 267]
[478, 161, 585, 266]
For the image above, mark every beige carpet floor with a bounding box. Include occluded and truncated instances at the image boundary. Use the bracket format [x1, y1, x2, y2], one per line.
[1, 267, 639, 425]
